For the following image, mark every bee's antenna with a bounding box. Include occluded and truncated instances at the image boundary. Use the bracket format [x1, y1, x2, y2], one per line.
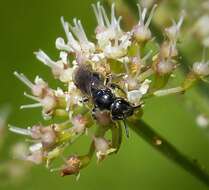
[122, 119, 129, 138]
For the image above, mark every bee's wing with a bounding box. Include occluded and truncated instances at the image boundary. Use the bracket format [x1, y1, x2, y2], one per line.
[73, 64, 103, 95]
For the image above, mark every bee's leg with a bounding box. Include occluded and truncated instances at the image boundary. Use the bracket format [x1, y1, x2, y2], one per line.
[122, 119, 129, 138]
[110, 83, 126, 95]
[92, 106, 99, 120]
[105, 73, 125, 86]
[104, 74, 112, 85]
[79, 97, 89, 104]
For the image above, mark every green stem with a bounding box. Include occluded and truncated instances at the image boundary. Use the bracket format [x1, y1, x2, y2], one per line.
[127, 119, 209, 187]
[82, 124, 109, 168]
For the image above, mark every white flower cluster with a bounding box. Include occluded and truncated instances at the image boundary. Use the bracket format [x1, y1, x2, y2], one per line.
[13, 3, 159, 117]
[9, 2, 209, 176]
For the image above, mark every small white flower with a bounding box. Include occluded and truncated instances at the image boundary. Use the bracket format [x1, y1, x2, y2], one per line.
[68, 82, 77, 92]
[35, 50, 63, 69]
[196, 114, 209, 128]
[133, 4, 157, 42]
[157, 59, 175, 75]
[93, 3, 123, 46]
[41, 95, 57, 113]
[32, 76, 48, 97]
[94, 137, 116, 161]
[192, 61, 209, 77]
[64, 87, 83, 111]
[124, 75, 139, 91]
[90, 53, 105, 62]
[14, 72, 50, 98]
[10, 142, 28, 160]
[59, 68, 74, 83]
[71, 115, 87, 134]
[26, 149, 43, 165]
[61, 17, 95, 55]
[35, 50, 65, 78]
[103, 32, 132, 59]
[60, 51, 68, 63]
[60, 17, 81, 52]
[29, 142, 43, 152]
[40, 127, 57, 148]
[54, 87, 65, 97]
[70, 18, 95, 52]
[165, 12, 185, 42]
[127, 79, 151, 104]
[194, 15, 209, 40]
[94, 137, 109, 153]
[55, 37, 72, 52]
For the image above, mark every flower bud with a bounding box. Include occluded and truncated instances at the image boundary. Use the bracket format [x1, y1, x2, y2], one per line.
[133, 25, 152, 43]
[123, 75, 139, 91]
[71, 115, 87, 134]
[192, 61, 209, 77]
[32, 85, 45, 97]
[165, 13, 184, 42]
[94, 137, 109, 153]
[41, 127, 57, 148]
[156, 59, 175, 75]
[127, 79, 150, 104]
[26, 150, 43, 165]
[30, 125, 42, 139]
[31, 76, 48, 97]
[133, 4, 157, 43]
[59, 68, 74, 83]
[94, 137, 116, 161]
[41, 95, 57, 113]
[93, 111, 112, 126]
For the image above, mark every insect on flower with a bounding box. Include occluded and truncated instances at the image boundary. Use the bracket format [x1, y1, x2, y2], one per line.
[8, 1, 209, 179]
[73, 64, 141, 137]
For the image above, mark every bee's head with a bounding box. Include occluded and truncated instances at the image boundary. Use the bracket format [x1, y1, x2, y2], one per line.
[110, 98, 134, 120]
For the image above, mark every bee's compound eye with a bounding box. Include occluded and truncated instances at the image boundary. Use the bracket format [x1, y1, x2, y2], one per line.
[111, 98, 134, 120]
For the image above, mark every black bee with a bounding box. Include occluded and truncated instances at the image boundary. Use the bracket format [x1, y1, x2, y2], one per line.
[73, 64, 139, 137]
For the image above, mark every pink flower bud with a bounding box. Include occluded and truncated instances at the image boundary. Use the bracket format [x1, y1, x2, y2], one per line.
[156, 60, 175, 75]
[30, 125, 42, 139]
[71, 115, 87, 134]
[41, 95, 57, 113]
[41, 127, 57, 148]
[94, 137, 109, 154]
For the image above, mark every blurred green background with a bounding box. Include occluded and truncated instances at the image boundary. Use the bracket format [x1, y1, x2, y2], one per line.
[0, 0, 209, 189]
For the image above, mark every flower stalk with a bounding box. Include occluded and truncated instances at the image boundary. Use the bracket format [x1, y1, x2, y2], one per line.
[127, 117, 209, 186]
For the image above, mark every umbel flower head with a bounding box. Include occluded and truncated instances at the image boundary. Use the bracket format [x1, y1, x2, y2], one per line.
[9, 2, 209, 177]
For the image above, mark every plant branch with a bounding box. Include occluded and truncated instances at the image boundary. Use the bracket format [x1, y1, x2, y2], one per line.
[127, 119, 209, 187]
